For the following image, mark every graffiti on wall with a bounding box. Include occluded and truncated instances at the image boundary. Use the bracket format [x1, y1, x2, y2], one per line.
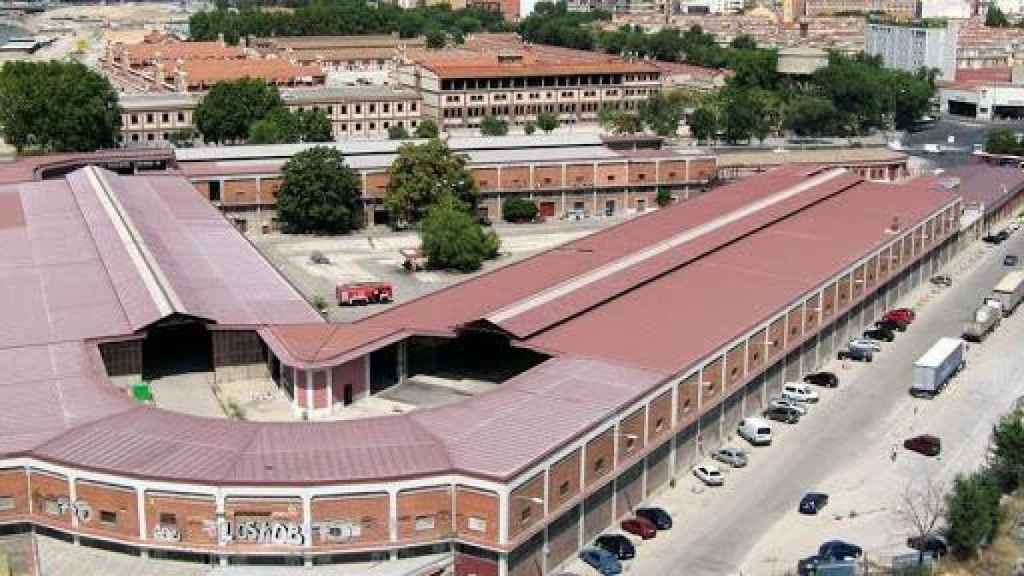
[219, 517, 305, 546]
[40, 496, 92, 523]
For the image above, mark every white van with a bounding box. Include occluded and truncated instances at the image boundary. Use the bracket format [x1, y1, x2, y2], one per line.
[782, 381, 819, 403]
[738, 417, 772, 446]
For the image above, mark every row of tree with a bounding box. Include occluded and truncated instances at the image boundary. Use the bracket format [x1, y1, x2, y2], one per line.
[193, 78, 333, 144]
[278, 138, 499, 271]
[189, 0, 509, 46]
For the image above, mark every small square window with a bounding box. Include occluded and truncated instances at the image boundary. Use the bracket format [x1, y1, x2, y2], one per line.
[559, 481, 570, 496]
[161, 113, 169, 122]
[100, 510, 118, 525]
[682, 397, 691, 412]
[625, 436, 636, 451]
[468, 516, 486, 532]
[655, 417, 665, 431]
[159, 513, 177, 526]
[520, 507, 532, 522]
[414, 515, 435, 531]
[594, 457, 606, 473]
[0, 496, 14, 511]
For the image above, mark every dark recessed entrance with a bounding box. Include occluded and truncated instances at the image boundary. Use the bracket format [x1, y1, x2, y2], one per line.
[142, 316, 213, 380]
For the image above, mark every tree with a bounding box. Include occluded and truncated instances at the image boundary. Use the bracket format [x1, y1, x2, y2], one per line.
[640, 91, 690, 137]
[420, 195, 500, 272]
[248, 108, 333, 144]
[656, 186, 672, 207]
[388, 125, 410, 140]
[729, 34, 757, 50]
[425, 27, 446, 49]
[385, 138, 479, 225]
[721, 89, 759, 143]
[536, 112, 559, 133]
[896, 476, 947, 566]
[985, 127, 1022, 155]
[987, 4, 1010, 27]
[600, 109, 644, 135]
[414, 119, 439, 139]
[946, 469, 1001, 558]
[689, 105, 719, 144]
[0, 61, 121, 153]
[276, 146, 362, 234]
[480, 116, 509, 136]
[502, 197, 538, 222]
[784, 95, 840, 137]
[989, 412, 1024, 492]
[167, 127, 197, 148]
[524, 122, 537, 135]
[194, 78, 284, 144]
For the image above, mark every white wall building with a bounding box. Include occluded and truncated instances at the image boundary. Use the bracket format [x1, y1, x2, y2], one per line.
[865, 20, 960, 81]
[918, 0, 971, 19]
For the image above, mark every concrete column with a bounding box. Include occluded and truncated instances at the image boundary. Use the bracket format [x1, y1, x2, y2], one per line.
[304, 370, 313, 418]
[326, 368, 333, 409]
[137, 488, 147, 541]
[498, 489, 510, 545]
[388, 489, 398, 543]
[397, 341, 408, 385]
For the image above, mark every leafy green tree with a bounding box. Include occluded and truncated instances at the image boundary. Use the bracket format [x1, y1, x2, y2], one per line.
[385, 139, 479, 225]
[524, 122, 537, 135]
[480, 116, 509, 136]
[987, 4, 1010, 26]
[420, 195, 500, 272]
[608, 112, 644, 134]
[414, 119, 440, 139]
[985, 128, 1023, 155]
[689, 105, 719, 144]
[946, 469, 1001, 558]
[425, 27, 446, 49]
[388, 124, 410, 140]
[729, 34, 757, 50]
[502, 197, 539, 222]
[249, 108, 332, 144]
[721, 89, 759, 143]
[276, 146, 362, 234]
[194, 78, 284, 144]
[990, 412, 1024, 492]
[656, 186, 672, 207]
[536, 112, 559, 133]
[167, 127, 197, 148]
[0, 60, 121, 152]
[784, 95, 840, 137]
[640, 91, 692, 137]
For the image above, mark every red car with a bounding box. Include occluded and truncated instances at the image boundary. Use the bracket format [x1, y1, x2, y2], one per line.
[904, 434, 941, 457]
[884, 308, 916, 325]
[621, 516, 657, 540]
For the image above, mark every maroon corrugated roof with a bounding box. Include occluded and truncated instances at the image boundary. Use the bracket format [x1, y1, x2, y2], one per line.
[943, 164, 1024, 216]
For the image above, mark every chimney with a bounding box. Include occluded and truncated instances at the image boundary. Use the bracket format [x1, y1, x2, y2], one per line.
[888, 216, 901, 234]
[217, 32, 225, 47]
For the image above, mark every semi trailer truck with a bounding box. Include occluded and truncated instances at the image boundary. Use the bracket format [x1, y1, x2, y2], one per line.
[911, 337, 966, 398]
[992, 271, 1024, 316]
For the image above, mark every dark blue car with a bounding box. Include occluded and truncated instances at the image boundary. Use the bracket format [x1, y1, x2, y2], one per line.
[580, 547, 622, 575]
[819, 540, 863, 561]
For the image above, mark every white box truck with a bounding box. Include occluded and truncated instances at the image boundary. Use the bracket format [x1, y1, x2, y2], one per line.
[992, 270, 1024, 316]
[962, 298, 1003, 342]
[911, 337, 966, 398]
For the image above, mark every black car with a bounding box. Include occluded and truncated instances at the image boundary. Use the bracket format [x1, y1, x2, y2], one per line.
[799, 492, 829, 515]
[875, 318, 907, 333]
[804, 371, 839, 388]
[907, 534, 948, 558]
[595, 534, 636, 560]
[764, 405, 800, 424]
[1006, 254, 1020, 267]
[984, 232, 1007, 244]
[635, 507, 672, 530]
[864, 328, 895, 342]
[819, 540, 863, 561]
[999, 230, 1012, 242]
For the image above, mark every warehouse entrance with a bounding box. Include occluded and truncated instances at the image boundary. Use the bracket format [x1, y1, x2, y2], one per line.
[142, 316, 213, 379]
[406, 330, 547, 383]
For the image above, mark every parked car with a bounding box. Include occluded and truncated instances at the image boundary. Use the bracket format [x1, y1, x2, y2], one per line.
[884, 308, 916, 324]
[782, 382, 820, 403]
[636, 507, 672, 530]
[819, 540, 863, 561]
[620, 516, 657, 540]
[804, 371, 839, 388]
[738, 417, 773, 446]
[903, 434, 941, 457]
[799, 492, 829, 515]
[1005, 254, 1020, 267]
[595, 534, 635, 560]
[907, 534, 948, 558]
[999, 230, 1012, 242]
[838, 347, 873, 362]
[865, 328, 896, 342]
[849, 337, 882, 352]
[579, 547, 622, 575]
[797, 555, 822, 576]
[930, 274, 953, 287]
[711, 447, 748, 468]
[764, 405, 801, 424]
[769, 396, 809, 415]
[872, 315, 905, 330]
[693, 464, 725, 486]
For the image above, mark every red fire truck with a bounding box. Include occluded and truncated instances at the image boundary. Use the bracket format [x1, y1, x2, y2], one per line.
[336, 282, 394, 306]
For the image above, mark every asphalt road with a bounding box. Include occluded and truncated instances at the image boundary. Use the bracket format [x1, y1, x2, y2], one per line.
[902, 116, 1024, 169]
[563, 226, 1024, 576]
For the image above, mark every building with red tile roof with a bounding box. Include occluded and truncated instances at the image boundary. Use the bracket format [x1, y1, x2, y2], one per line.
[0, 157, 1008, 576]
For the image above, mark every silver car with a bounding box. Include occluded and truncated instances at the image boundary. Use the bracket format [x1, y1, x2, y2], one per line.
[768, 396, 808, 415]
[849, 337, 882, 352]
[711, 447, 748, 468]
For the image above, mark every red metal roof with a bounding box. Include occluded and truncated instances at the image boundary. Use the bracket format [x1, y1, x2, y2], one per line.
[943, 164, 1024, 216]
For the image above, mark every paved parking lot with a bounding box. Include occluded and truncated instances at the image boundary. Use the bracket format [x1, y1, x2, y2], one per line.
[561, 230, 1024, 576]
[252, 216, 630, 322]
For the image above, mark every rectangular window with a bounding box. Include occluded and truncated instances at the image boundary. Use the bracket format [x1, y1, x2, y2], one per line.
[594, 457, 605, 473]
[0, 496, 14, 511]
[208, 180, 221, 202]
[146, 113, 153, 123]
[397, 103, 404, 112]
[414, 515, 435, 531]
[468, 516, 487, 532]
[161, 113, 169, 122]
[100, 510, 118, 525]
[177, 112, 185, 122]
[559, 481, 570, 496]
[131, 115, 138, 125]
[520, 507, 531, 522]
[159, 512, 177, 526]
[411, 102, 417, 112]
[355, 105, 361, 114]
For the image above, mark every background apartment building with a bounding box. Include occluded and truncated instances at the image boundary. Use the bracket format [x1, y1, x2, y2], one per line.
[119, 86, 423, 147]
[397, 37, 661, 132]
[865, 19, 959, 81]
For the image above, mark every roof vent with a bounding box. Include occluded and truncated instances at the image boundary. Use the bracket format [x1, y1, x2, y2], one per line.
[886, 216, 901, 234]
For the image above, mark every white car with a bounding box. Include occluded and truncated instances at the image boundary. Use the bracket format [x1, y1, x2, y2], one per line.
[693, 463, 724, 486]
[849, 337, 882, 351]
[782, 382, 820, 404]
[768, 395, 808, 415]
